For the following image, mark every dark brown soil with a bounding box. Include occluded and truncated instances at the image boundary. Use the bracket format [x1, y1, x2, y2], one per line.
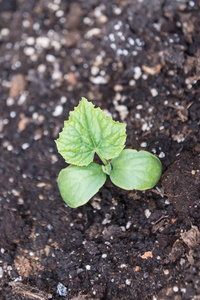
[0, 1, 200, 299]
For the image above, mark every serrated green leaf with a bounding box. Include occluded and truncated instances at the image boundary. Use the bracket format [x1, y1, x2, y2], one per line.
[110, 149, 162, 190]
[55, 97, 126, 166]
[58, 162, 106, 208]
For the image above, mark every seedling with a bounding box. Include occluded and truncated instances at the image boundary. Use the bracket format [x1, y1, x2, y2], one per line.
[55, 97, 162, 208]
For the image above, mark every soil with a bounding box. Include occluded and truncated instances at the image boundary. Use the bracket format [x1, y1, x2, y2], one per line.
[0, 0, 200, 299]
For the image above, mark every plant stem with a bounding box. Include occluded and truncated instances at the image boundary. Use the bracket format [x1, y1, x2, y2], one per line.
[97, 151, 108, 166]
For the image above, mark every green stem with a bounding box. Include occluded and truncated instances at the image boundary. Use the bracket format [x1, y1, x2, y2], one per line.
[97, 151, 108, 166]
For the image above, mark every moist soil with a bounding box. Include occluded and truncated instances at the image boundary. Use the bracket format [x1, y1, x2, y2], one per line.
[0, 1, 200, 299]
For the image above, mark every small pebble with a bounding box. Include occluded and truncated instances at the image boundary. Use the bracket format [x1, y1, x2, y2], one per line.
[7, 145, 13, 151]
[33, 23, 40, 30]
[6, 98, 14, 106]
[47, 224, 53, 230]
[142, 74, 148, 80]
[48, 3, 59, 11]
[150, 88, 158, 97]
[125, 279, 131, 285]
[86, 28, 101, 38]
[55, 10, 64, 17]
[115, 105, 128, 121]
[173, 286, 179, 292]
[114, 85, 123, 92]
[109, 33, 115, 42]
[110, 43, 116, 50]
[18, 198, 24, 205]
[91, 76, 108, 85]
[12, 61, 22, 70]
[12, 189, 20, 196]
[57, 282, 67, 297]
[46, 54, 56, 62]
[22, 143, 30, 150]
[113, 6, 122, 15]
[24, 47, 35, 56]
[37, 64, 46, 73]
[134, 67, 142, 80]
[0, 267, 3, 278]
[140, 142, 147, 148]
[32, 112, 38, 120]
[158, 152, 165, 158]
[1, 28, 10, 36]
[126, 221, 131, 229]
[10, 111, 16, 118]
[94, 6, 102, 18]
[18, 92, 28, 105]
[135, 113, 140, 119]
[3, 119, 9, 125]
[129, 79, 136, 86]
[180, 258, 186, 266]
[26, 37, 35, 45]
[36, 36, 50, 49]
[52, 105, 63, 117]
[142, 123, 149, 131]
[98, 15, 108, 23]
[23, 20, 30, 28]
[122, 49, 129, 56]
[83, 17, 92, 25]
[52, 71, 62, 81]
[91, 66, 99, 76]
[144, 209, 151, 218]
[60, 96, 67, 103]
[114, 22, 121, 31]
[51, 40, 61, 51]
[189, 0, 195, 6]
[100, 70, 105, 76]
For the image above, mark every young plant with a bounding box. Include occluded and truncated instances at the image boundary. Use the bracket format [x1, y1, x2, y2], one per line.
[55, 97, 162, 208]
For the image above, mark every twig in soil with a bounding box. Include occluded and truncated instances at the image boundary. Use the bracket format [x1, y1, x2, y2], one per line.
[151, 188, 180, 198]
[151, 215, 170, 233]
[151, 188, 167, 197]
[9, 282, 52, 299]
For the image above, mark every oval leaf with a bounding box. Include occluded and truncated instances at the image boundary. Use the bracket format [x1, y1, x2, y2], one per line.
[110, 149, 162, 190]
[58, 162, 106, 208]
[55, 97, 126, 166]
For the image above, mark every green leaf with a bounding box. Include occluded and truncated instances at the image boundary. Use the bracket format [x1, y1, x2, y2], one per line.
[110, 149, 162, 190]
[55, 97, 126, 166]
[58, 162, 106, 208]
[102, 163, 112, 175]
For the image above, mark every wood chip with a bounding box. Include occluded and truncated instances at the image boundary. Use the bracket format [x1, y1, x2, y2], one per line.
[134, 266, 141, 272]
[18, 117, 28, 132]
[36, 182, 46, 188]
[142, 64, 161, 75]
[181, 226, 200, 249]
[44, 245, 50, 256]
[66, 72, 77, 84]
[9, 282, 52, 299]
[141, 251, 153, 259]
[0, 119, 4, 132]
[9, 74, 26, 98]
